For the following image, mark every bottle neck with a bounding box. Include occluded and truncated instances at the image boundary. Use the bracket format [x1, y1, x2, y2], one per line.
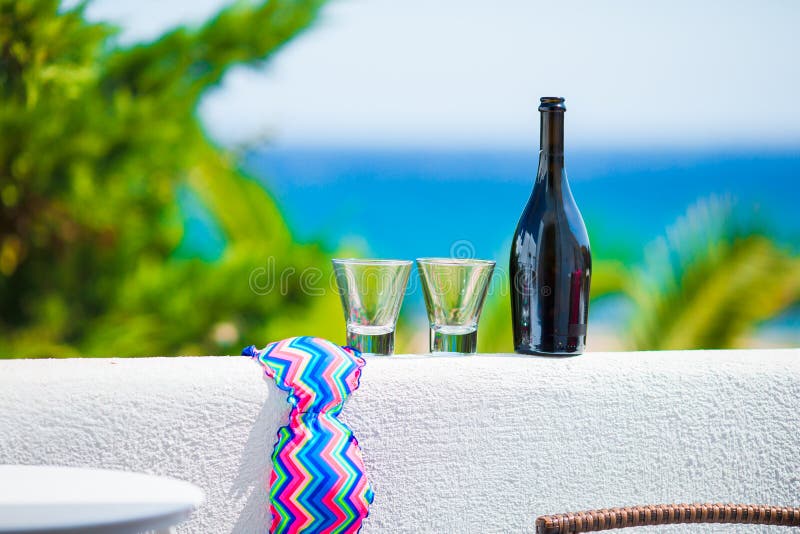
[540, 111, 564, 156]
[537, 111, 566, 191]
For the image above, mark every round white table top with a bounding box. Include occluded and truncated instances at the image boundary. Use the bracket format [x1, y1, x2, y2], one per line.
[0, 465, 204, 534]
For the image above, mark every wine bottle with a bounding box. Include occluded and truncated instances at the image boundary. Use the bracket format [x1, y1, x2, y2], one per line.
[510, 97, 591, 355]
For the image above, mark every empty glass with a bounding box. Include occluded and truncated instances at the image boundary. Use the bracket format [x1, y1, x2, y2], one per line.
[417, 258, 495, 354]
[332, 259, 412, 355]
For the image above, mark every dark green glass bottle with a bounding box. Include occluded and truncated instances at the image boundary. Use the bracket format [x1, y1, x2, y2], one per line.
[510, 97, 591, 355]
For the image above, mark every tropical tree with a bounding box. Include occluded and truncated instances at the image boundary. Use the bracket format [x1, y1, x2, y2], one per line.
[0, 0, 345, 357]
[626, 196, 800, 350]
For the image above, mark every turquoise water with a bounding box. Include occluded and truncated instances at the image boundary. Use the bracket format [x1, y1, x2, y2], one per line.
[240, 147, 800, 264]
[178, 146, 800, 335]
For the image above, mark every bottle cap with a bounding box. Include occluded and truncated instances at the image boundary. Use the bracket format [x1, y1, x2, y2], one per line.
[539, 97, 566, 112]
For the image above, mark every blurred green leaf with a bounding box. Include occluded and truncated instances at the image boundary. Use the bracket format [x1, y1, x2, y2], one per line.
[627, 196, 800, 350]
[0, 0, 339, 357]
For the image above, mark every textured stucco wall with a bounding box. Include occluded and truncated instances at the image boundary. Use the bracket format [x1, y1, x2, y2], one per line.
[1, 350, 799, 533]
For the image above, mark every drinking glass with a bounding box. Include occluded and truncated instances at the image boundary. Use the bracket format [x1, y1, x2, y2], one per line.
[417, 258, 495, 354]
[332, 259, 412, 355]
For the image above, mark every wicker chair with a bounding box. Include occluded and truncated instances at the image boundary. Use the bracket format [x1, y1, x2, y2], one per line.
[536, 503, 800, 533]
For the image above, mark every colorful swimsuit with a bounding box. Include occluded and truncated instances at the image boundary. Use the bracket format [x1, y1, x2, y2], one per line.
[243, 336, 373, 533]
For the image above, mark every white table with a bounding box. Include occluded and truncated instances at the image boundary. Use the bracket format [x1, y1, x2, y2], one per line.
[0, 465, 204, 533]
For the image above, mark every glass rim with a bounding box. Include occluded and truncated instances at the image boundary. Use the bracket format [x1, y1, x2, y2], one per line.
[332, 258, 413, 266]
[416, 257, 496, 266]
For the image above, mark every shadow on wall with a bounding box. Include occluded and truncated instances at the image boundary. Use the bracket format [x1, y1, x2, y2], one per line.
[230, 373, 288, 531]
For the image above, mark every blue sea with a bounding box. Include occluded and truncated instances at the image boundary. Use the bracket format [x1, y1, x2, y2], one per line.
[179, 146, 800, 341]
[239, 146, 800, 264]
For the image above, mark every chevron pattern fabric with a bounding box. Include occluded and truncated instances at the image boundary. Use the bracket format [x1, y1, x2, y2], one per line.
[243, 336, 374, 533]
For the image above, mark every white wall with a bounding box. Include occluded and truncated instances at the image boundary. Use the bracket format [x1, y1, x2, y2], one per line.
[1, 350, 799, 533]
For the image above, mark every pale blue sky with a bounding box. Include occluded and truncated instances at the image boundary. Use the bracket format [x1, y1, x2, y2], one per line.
[80, 0, 800, 149]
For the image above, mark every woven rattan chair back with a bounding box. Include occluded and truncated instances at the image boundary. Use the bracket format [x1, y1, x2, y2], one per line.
[536, 503, 800, 533]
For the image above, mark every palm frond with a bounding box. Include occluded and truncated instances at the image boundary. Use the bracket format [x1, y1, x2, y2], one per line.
[627, 195, 800, 350]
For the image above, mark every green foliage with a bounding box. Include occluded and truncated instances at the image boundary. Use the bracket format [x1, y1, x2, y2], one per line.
[476, 287, 513, 353]
[0, 0, 346, 357]
[627, 196, 800, 350]
[2, 2, 795, 358]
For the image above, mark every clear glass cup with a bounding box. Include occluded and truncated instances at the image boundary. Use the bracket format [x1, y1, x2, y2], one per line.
[417, 258, 495, 354]
[332, 259, 412, 355]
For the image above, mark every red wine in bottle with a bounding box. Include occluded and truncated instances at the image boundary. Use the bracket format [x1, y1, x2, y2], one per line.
[510, 97, 591, 355]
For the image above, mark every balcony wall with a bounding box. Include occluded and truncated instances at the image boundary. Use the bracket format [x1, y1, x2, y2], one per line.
[1, 349, 799, 533]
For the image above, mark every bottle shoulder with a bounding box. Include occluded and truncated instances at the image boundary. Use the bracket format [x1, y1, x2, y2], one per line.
[511, 182, 591, 261]
[514, 183, 589, 233]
